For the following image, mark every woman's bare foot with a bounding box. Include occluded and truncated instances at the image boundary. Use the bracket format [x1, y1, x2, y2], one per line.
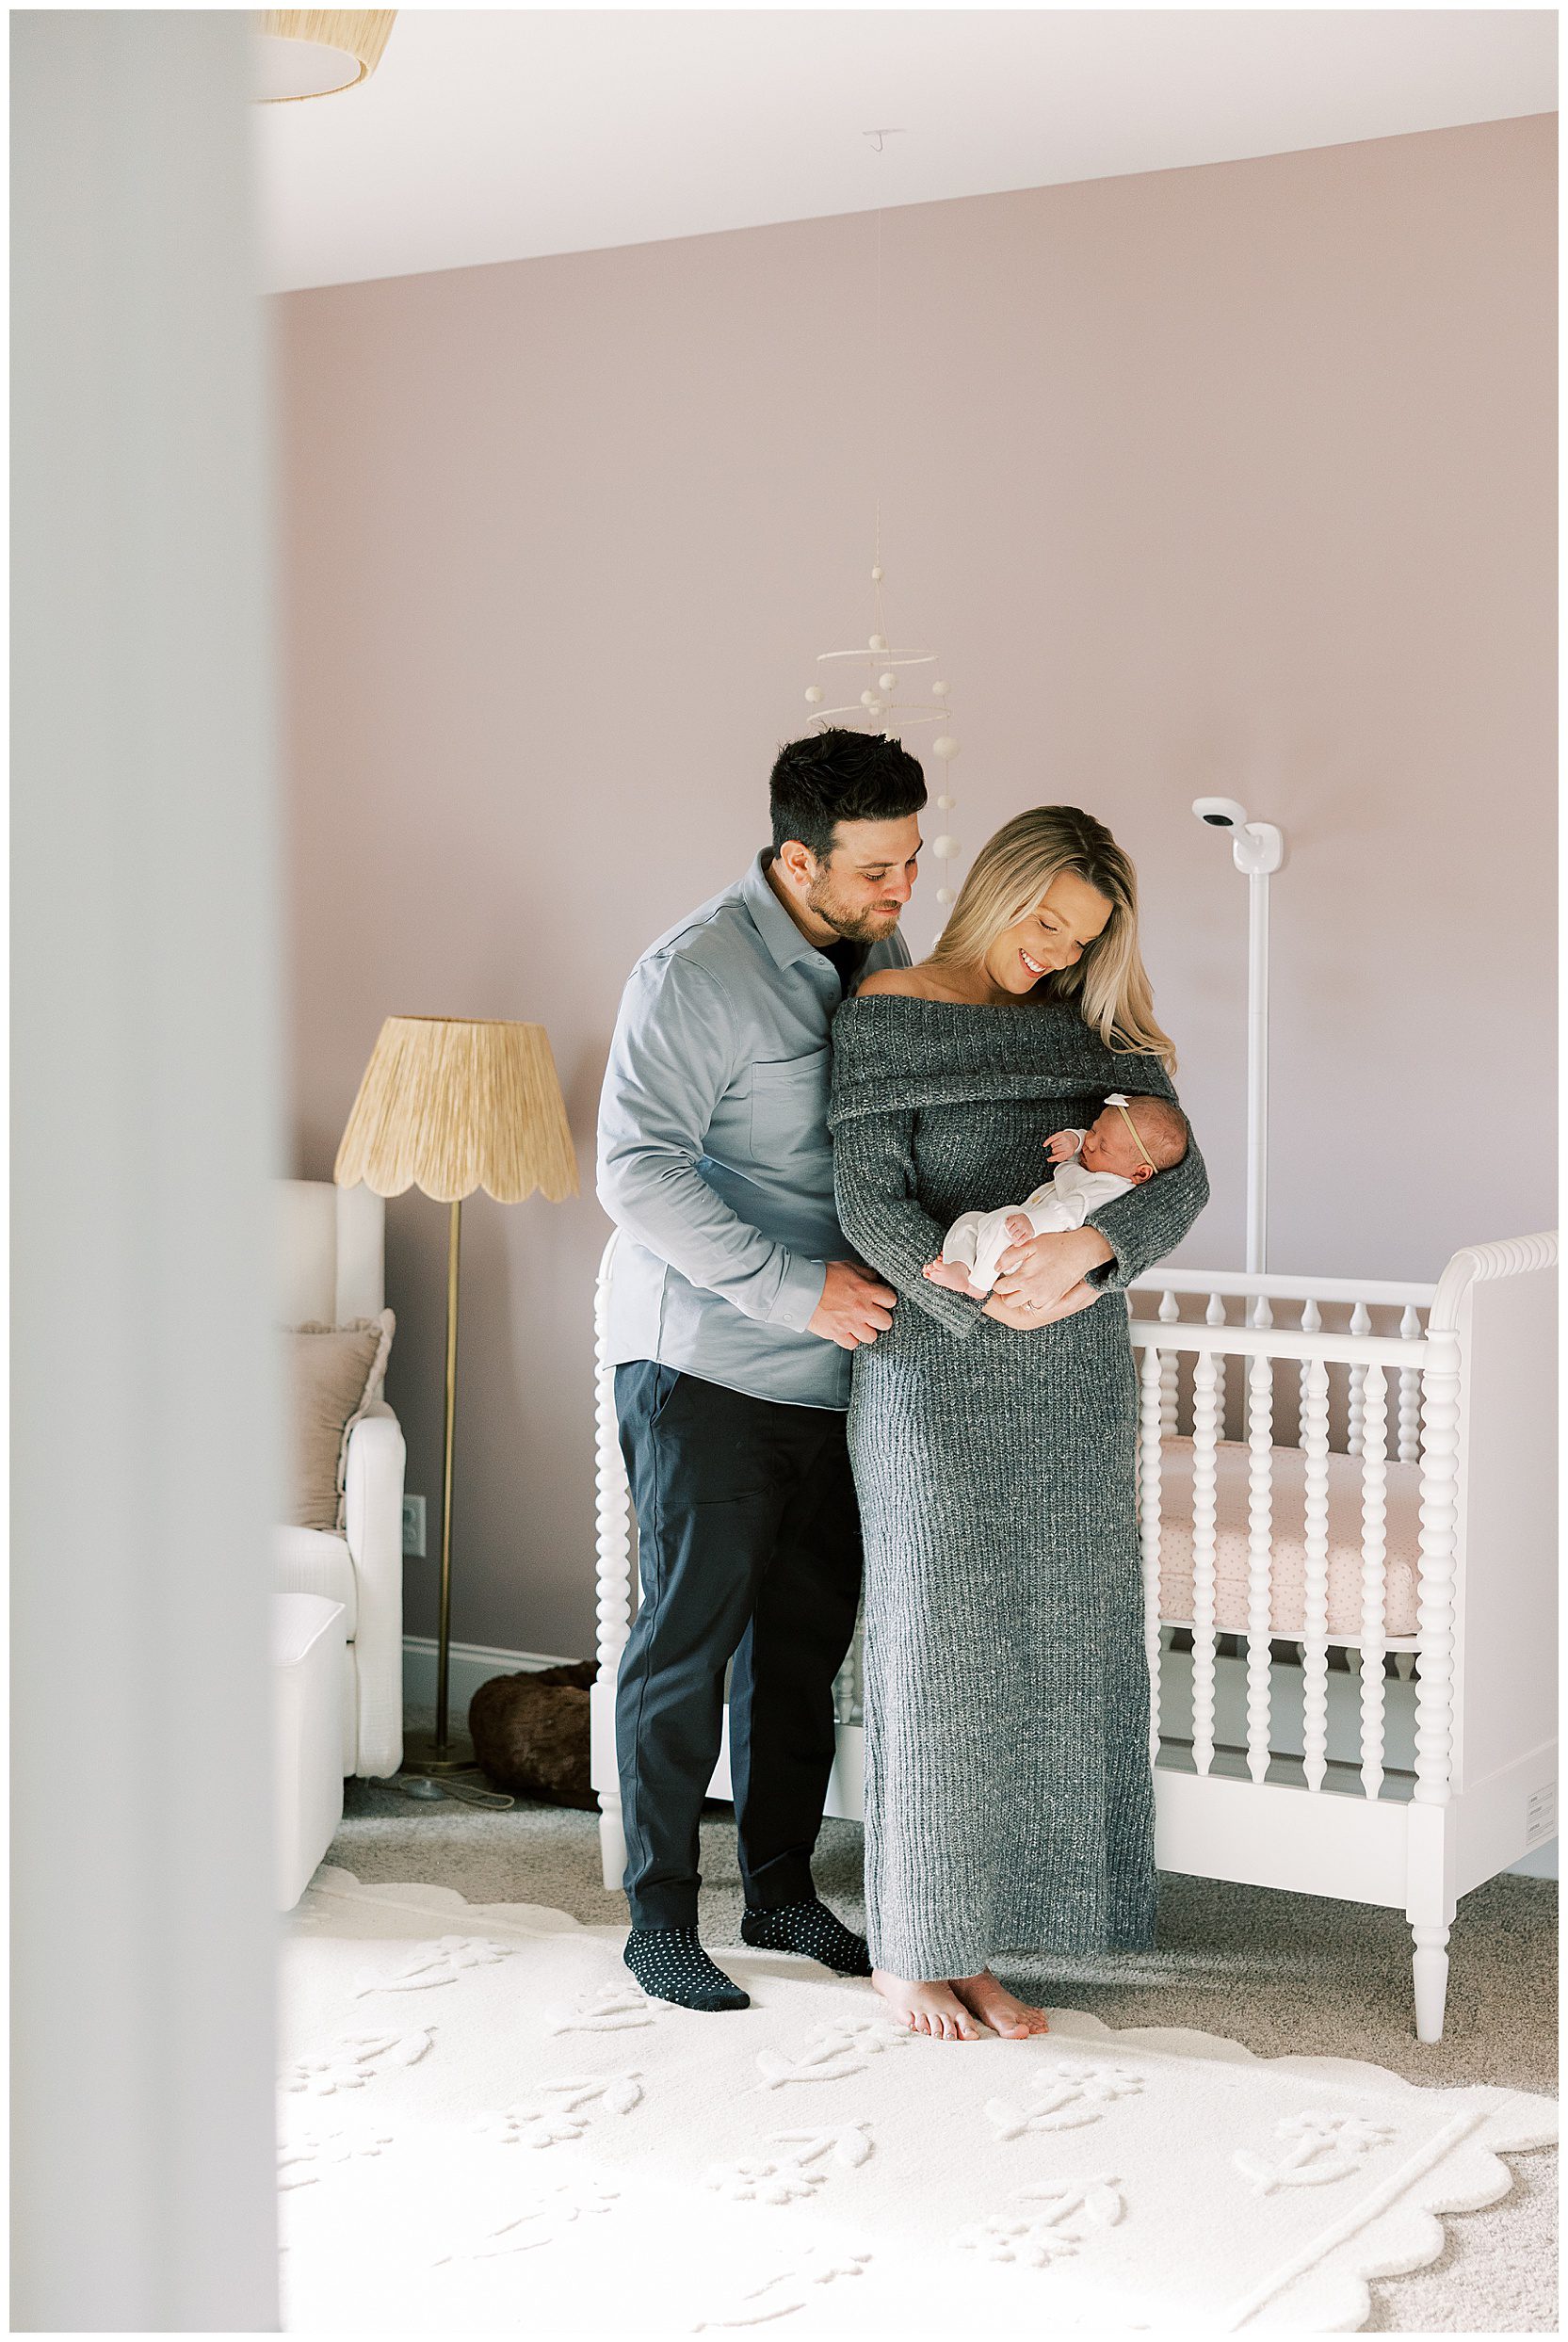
[950, 1969, 1052, 2039]
[872, 1967, 982, 2040]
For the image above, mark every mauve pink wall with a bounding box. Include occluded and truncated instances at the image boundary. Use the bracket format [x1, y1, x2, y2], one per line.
[278, 117, 1556, 1662]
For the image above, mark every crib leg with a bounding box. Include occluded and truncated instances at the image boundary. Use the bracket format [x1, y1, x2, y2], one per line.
[598, 1793, 627, 1896]
[1411, 1923, 1451, 2043]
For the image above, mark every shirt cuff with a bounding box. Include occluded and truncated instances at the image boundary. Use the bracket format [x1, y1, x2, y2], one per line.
[769, 1252, 829, 1333]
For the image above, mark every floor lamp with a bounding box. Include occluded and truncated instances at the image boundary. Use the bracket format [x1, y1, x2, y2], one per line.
[334, 1015, 578, 1791]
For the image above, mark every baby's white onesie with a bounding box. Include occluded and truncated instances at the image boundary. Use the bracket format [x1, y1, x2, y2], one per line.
[941, 1130, 1135, 1294]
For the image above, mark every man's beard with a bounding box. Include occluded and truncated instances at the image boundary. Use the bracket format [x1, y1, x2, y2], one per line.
[806, 874, 902, 945]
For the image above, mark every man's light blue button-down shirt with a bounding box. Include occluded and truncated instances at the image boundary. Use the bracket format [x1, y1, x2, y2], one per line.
[597, 850, 912, 1411]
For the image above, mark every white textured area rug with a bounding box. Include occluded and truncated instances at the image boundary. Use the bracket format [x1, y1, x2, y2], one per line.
[281, 1868, 1554, 2334]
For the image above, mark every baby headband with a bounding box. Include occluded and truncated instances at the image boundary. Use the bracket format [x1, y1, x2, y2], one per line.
[1105, 1091, 1158, 1173]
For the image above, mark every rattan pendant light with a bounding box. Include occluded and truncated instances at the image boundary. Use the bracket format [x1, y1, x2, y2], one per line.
[336, 1018, 578, 1793]
[254, 10, 397, 104]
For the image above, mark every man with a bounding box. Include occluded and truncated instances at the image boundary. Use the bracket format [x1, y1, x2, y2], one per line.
[597, 727, 926, 2010]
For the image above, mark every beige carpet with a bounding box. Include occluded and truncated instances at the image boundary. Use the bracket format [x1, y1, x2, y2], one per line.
[327, 1752, 1557, 2334]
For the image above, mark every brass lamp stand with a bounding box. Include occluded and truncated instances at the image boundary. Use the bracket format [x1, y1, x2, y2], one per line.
[334, 1015, 579, 1799]
[406, 1197, 470, 1784]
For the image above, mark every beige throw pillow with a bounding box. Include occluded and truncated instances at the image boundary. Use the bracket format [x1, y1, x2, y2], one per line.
[284, 1311, 395, 1532]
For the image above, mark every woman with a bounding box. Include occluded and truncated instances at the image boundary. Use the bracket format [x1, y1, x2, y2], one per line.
[829, 806, 1207, 2042]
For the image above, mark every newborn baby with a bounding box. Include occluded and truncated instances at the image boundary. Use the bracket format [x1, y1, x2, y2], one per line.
[931, 1091, 1189, 1297]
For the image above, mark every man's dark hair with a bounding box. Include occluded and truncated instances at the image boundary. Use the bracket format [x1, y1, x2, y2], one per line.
[768, 727, 927, 863]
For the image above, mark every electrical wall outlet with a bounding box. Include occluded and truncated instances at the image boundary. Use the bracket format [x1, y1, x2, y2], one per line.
[402, 1494, 427, 1559]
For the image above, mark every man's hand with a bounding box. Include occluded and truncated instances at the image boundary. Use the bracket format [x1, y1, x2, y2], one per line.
[807, 1260, 897, 1350]
[982, 1280, 1101, 1331]
[991, 1225, 1114, 1312]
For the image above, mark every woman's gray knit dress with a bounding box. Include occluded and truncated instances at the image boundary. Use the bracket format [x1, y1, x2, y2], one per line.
[829, 995, 1208, 1981]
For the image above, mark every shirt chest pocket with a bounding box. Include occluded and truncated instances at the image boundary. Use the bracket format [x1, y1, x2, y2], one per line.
[749, 1048, 832, 1160]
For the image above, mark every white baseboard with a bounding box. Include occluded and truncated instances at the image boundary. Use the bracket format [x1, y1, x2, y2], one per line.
[402, 1637, 577, 1717]
[1507, 1838, 1560, 1881]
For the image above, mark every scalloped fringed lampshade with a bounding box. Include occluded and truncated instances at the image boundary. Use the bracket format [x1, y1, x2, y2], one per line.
[254, 10, 397, 104]
[334, 1016, 578, 1205]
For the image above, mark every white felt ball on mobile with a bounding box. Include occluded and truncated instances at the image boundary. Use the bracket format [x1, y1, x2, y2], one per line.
[932, 735, 960, 760]
[936, 886, 956, 905]
[861, 689, 878, 707]
[932, 834, 960, 859]
[932, 682, 949, 698]
[871, 564, 884, 581]
[869, 633, 888, 653]
[804, 686, 823, 703]
[937, 793, 955, 810]
[879, 672, 897, 692]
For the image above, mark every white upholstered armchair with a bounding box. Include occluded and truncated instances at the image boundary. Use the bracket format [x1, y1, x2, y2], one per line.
[277, 1179, 406, 1779]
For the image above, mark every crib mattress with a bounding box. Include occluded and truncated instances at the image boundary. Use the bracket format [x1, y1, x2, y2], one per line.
[1152, 1436, 1423, 1641]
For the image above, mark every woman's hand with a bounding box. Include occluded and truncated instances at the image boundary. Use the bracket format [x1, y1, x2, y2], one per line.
[982, 1280, 1101, 1332]
[991, 1226, 1113, 1313]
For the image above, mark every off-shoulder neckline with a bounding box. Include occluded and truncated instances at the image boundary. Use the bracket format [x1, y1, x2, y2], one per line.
[840, 989, 1071, 1013]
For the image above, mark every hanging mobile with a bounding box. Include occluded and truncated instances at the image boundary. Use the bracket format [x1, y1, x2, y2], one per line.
[800, 137, 966, 920]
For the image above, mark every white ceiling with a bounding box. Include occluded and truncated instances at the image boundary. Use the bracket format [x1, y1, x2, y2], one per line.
[256, 8, 1558, 294]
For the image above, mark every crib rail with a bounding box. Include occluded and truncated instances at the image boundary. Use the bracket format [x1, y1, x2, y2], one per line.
[1130, 1268, 1437, 1309]
[1129, 1320, 1425, 1368]
[1129, 1286, 1459, 1814]
[1131, 1269, 1431, 1467]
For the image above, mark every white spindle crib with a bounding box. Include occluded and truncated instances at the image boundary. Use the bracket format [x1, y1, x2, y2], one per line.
[590, 1232, 1557, 2042]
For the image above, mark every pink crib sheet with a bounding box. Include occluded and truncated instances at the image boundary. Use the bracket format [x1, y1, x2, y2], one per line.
[1153, 1436, 1423, 1641]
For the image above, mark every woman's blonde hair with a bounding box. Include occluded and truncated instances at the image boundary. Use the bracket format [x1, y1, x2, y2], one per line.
[929, 805, 1176, 1070]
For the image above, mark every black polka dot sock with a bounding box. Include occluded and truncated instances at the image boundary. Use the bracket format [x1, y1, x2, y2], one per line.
[739, 1898, 873, 1977]
[622, 1925, 750, 2012]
